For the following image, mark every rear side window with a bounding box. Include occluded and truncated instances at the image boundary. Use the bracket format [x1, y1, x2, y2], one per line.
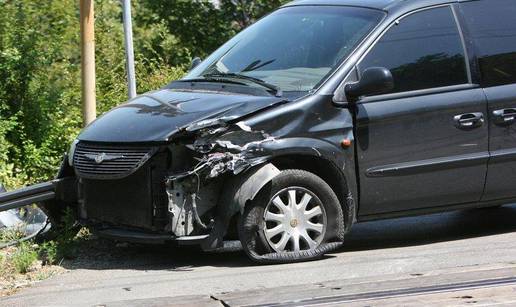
[359, 6, 469, 94]
[460, 0, 516, 87]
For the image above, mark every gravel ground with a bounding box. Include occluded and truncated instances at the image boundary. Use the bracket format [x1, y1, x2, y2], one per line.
[0, 246, 65, 297]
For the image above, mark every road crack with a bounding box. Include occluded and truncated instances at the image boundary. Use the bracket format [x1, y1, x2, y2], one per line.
[210, 294, 230, 307]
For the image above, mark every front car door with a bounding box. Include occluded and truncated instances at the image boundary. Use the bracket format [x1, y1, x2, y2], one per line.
[351, 5, 489, 216]
[458, 0, 516, 201]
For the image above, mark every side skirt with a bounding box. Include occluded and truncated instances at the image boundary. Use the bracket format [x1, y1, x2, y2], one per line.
[357, 197, 516, 222]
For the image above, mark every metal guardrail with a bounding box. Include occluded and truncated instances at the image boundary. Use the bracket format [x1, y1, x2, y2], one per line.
[0, 181, 56, 213]
[0, 181, 58, 248]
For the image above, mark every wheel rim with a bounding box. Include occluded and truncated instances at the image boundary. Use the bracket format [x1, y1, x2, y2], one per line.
[263, 187, 327, 253]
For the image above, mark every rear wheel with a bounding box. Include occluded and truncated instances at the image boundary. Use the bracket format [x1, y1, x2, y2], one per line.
[239, 169, 344, 263]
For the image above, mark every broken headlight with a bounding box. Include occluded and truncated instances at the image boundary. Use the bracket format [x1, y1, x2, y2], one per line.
[68, 139, 79, 166]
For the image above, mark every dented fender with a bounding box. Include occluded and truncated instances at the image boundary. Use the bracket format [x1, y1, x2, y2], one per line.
[200, 163, 280, 250]
[262, 137, 351, 166]
[226, 163, 281, 214]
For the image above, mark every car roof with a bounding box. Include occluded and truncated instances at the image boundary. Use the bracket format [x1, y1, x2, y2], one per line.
[283, 0, 474, 11]
[283, 0, 398, 10]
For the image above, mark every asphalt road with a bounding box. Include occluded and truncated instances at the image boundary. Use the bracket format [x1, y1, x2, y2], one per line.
[4, 204, 516, 306]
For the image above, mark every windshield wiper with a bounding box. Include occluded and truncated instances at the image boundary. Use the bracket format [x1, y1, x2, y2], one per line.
[178, 77, 247, 86]
[241, 59, 276, 72]
[204, 73, 283, 97]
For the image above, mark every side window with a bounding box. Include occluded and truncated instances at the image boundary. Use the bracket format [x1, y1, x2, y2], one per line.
[460, 0, 516, 87]
[359, 6, 469, 95]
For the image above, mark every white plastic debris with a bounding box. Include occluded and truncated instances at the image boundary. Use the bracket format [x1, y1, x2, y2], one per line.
[0, 184, 50, 248]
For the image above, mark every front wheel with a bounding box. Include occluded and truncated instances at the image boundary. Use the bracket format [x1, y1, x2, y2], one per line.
[239, 169, 345, 263]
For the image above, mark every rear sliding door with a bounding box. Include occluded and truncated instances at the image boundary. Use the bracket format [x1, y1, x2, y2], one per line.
[459, 0, 516, 200]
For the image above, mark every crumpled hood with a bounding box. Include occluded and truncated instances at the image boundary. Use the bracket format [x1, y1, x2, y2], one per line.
[77, 89, 286, 143]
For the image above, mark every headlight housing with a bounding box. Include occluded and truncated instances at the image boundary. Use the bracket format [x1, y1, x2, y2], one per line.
[68, 139, 79, 166]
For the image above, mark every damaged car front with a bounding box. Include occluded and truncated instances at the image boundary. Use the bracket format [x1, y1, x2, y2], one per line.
[2, 4, 385, 263]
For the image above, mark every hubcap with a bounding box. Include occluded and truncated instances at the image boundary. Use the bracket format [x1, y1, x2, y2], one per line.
[263, 187, 327, 253]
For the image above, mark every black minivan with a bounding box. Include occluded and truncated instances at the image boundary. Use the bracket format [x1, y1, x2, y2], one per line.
[2, 0, 516, 263]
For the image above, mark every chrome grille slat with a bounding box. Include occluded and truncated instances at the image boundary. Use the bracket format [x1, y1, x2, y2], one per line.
[76, 167, 139, 171]
[73, 143, 153, 179]
[74, 159, 143, 164]
[75, 153, 146, 156]
[75, 163, 142, 167]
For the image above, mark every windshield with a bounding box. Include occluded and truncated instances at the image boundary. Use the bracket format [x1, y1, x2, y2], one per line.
[185, 6, 384, 93]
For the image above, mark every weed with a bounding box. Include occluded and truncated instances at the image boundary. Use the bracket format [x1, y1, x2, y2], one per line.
[39, 241, 58, 265]
[11, 242, 37, 274]
[0, 253, 6, 276]
[0, 226, 25, 244]
[52, 207, 81, 259]
[35, 270, 52, 281]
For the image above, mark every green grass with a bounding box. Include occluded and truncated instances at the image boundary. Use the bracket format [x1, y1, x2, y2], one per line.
[11, 242, 38, 274]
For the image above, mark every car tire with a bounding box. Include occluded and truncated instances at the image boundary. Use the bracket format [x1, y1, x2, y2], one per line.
[238, 169, 345, 263]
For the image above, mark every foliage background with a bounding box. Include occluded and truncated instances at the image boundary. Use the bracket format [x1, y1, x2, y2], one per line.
[0, 0, 288, 188]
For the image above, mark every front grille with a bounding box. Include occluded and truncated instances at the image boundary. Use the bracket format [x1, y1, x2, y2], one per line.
[73, 143, 155, 179]
[79, 150, 169, 231]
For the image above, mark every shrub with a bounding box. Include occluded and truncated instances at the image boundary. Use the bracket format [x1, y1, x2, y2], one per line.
[0, 1, 185, 187]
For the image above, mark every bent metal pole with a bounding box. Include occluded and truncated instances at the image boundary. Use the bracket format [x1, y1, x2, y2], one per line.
[122, 0, 137, 99]
[80, 0, 96, 126]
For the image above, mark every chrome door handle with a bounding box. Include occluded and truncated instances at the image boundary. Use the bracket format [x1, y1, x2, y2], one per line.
[454, 112, 484, 130]
[493, 108, 516, 126]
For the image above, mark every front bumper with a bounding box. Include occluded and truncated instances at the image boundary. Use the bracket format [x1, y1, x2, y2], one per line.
[93, 227, 209, 245]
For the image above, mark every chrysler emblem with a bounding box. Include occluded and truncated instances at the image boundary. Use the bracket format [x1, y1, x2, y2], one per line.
[84, 153, 124, 164]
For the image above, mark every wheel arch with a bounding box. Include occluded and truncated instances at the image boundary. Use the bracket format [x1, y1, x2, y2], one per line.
[203, 145, 358, 251]
[268, 154, 350, 213]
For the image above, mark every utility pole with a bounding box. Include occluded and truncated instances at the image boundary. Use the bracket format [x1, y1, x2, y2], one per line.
[80, 0, 96, 126]
[122, 0, 137, 99]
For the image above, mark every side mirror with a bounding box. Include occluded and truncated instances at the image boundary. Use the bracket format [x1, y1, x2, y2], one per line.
[345, 67, 394, 102]
[190, 57, 202, 70]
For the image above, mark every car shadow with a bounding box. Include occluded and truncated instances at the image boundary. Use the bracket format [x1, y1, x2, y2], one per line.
[61, 204, 516, 270]
[60, 239, 253, 271]
[343, 204, 516, 252]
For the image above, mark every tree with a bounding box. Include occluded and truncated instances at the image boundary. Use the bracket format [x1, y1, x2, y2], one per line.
[137, 0, 233, 64]
[138, 0, 289, 65]
[0, 0, 183, 186]
[220, 0, 289, 29]
[0, 0, 286, 187]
